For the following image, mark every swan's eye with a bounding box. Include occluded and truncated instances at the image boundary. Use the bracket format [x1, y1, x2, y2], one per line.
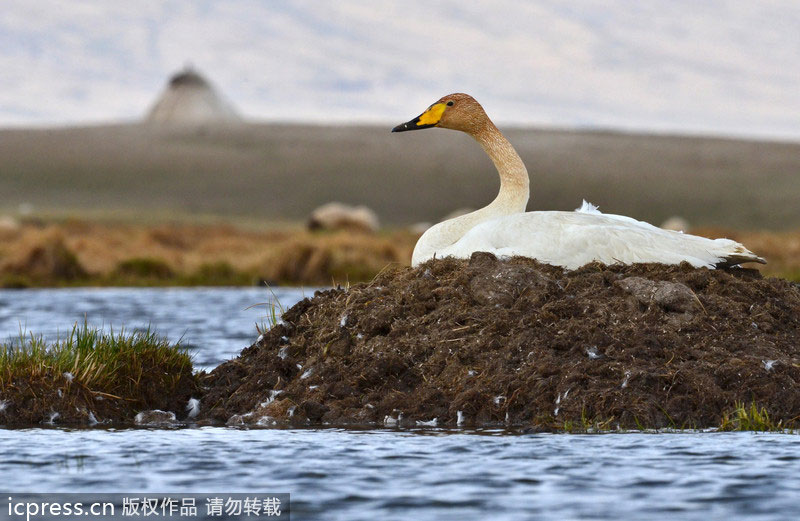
[446, 101, 454, 106]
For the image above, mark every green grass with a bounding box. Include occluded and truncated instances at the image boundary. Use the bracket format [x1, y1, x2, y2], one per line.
[253, 284, 288, 336]
[779, 268, 800, 283]
[555, 403, 798, 433]
[106, 259, 254, 286]
[185, 261, 253, 286]
[719, 401, 793, 432]
[560, 409, 617, 433]
[0, 323, 192, 396]
[112, 257, 174, 280]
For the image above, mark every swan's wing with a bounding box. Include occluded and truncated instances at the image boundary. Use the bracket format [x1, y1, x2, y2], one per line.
[440, 212, 763, 269]
[576, 199, 665, 231]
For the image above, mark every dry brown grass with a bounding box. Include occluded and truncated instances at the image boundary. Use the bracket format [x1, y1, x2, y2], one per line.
[0, 228, 86, 283]
[0, 219, 797, 287]
[256, 231, 413, 285]
[0, 220, 419, 286]
[692, 227, 800, 280]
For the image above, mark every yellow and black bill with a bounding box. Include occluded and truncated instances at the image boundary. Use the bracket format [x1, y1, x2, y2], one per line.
[391, 103, 446, 132]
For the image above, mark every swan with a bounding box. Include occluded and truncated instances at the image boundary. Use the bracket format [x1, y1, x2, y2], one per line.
[392, 93, 766, 269]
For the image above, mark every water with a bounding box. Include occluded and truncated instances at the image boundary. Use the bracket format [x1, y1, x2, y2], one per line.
[1, 428, 799, 520]
[1, 288, 799, 520]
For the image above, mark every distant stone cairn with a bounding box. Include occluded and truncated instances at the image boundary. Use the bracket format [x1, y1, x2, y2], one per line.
[145, 67, 241, 126]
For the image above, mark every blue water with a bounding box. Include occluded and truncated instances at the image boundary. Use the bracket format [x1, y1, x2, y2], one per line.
[1, 288, 799, 520]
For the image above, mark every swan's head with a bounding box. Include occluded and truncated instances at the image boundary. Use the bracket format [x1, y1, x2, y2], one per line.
[392, 93, 489, 134]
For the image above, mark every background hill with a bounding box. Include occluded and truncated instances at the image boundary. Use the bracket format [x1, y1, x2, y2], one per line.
[1, 123, 798, 229]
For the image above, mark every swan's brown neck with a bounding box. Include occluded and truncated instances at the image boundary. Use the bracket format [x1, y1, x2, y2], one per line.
[471, 121, 529, 212]
[411, 120, 530, 266]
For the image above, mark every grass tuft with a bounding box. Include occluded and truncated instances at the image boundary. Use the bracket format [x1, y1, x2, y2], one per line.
[561, 409, 617, 433]
[113, 257, 174, 280]
[0, 323, 194, 423]
[719, 401, 791, 432]
[252, 284, 287, 336]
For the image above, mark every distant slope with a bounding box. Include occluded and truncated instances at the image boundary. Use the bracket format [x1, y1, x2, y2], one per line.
[0, 123, 798, 229]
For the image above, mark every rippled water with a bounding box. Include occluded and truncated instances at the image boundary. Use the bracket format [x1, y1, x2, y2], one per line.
[1, 288, 799, 520]
[1, 428, 799, 520]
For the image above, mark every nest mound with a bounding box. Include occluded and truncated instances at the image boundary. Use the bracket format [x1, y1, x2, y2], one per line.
[200, 253, 800, 429]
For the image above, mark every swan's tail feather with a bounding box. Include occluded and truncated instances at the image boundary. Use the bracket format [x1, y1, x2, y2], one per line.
[714, 243, 767, 268]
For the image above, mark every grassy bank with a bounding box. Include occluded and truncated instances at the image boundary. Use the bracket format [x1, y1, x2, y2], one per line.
[0, 324, 196, 426]
[0, 220, 417, 287]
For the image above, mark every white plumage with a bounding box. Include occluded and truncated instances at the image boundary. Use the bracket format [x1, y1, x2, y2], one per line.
[428, 206, 761, 269]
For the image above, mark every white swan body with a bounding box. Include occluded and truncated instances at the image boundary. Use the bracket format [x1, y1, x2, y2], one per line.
[393, 93, 765, 270]
[414, 202, 761, 269]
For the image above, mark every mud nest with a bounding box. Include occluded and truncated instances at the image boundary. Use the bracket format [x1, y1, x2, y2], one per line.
[200, 253, 800, 430]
